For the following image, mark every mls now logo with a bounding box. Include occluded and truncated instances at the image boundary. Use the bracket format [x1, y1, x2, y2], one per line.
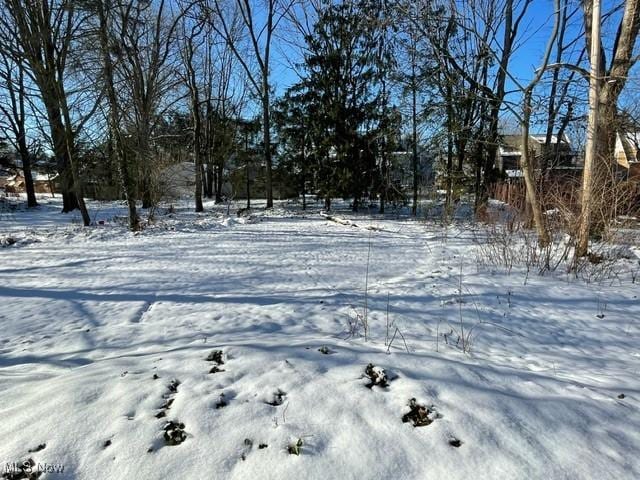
[4, 459, 65, 476]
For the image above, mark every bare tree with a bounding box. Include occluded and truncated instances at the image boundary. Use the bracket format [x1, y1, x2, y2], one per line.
[407, 28, 421, 217]
[179, 4, 207, 212]
[541, 2, 584, 176]
[576, 0, 640, 256]
[0, 37, 37, 207]
[87, 0, 193, 224]
[213, 0, 296, 209]
[418, 0, 495, 211]
[203, 14, 244, 204]
[518, 0, 562, 248]
[93, 0, 140, 230]
[116, 0, 185, 209]
[481, 0, 533, 209]
[1, 0, 91, 224]
[394, 1, 431, 216]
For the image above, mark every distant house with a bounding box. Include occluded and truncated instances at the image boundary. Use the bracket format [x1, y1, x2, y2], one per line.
[1, 170, 56, 194]
[0, 150, 57, 195]
[497, 134, 580, 178]
[615, 131, 640, 179]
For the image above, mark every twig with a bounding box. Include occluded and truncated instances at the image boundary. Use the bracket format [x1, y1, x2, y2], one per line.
[458, 261, 465, 353]
[363, 230, 373, 341]
[385, 292, 390, 346]
[386, 326, 410, 354]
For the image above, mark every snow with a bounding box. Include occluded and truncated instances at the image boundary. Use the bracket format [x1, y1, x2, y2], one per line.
[1, 195, 639, 479]
[32, 172, 56, 182]
[505, 169, 524, 178]
[498, 147, 521, 156]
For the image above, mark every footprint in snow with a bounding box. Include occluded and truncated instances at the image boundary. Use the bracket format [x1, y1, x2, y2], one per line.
[216, 392, 229, 409]
[265, 389, 287, 406]
[448, 438, 463, 448]
[318, 345, 335, 354]
[27, 444, 46, 453]
[240, 438, 268, 461]
[155, 379, 180, 418]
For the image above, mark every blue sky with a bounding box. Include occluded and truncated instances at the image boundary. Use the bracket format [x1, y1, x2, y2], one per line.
[265, 1, 591, 138]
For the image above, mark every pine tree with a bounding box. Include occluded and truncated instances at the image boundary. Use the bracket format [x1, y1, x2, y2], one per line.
[274, 85, 315, 210]
[289, 0, 391, 210]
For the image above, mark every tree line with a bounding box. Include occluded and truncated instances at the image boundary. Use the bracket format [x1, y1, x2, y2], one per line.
[0, 0, 638, 253]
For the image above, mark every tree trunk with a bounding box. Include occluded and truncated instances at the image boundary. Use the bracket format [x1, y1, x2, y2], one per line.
[96, 0, 139, 231]
[411, 84, 419, 216]
[204, 99, 214, 199]
[206, 162, 214, 198]
[473, 144, 483, 212]
[17, 128, 37, 208]
[14, 64, 37, 207]
[61, 109, 90, 226]
[138, 123, 154, 210]
[445, 82, 454, 217]
[246, 161, 251, 209]
[480, 0, 521, 212]
[411, 50, 419, 216]
[517, 0, 559, 249]
[578, 0, 640, 251]
[5, 0, 87, 221]
[521, 90, 550, 247]
[215, 162, 224, 203]
[195, 154, 204, 212]
[189, 90, 203, 213]
[301, 145, 307, 211]
[380, 151, 387, 214]
[263, 91, 273, 209]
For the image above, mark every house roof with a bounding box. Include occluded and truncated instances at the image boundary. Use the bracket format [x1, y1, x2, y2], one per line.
[615, 132, 640, 167]
[619, 131, 640, 145]
[33, 172, 56, 181]
[499, 133, 571, 153]
[530, 134, 570, 145]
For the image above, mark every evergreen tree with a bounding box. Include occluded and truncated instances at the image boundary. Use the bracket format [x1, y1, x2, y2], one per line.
[274, 85, 315, 210]
[288, 0, 394, 211]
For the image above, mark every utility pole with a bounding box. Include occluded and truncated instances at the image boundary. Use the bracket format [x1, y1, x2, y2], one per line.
[576, 0, 601, 258]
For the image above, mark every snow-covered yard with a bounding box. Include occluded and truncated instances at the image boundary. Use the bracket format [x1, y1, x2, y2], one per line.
[1, 197, 639, 479]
